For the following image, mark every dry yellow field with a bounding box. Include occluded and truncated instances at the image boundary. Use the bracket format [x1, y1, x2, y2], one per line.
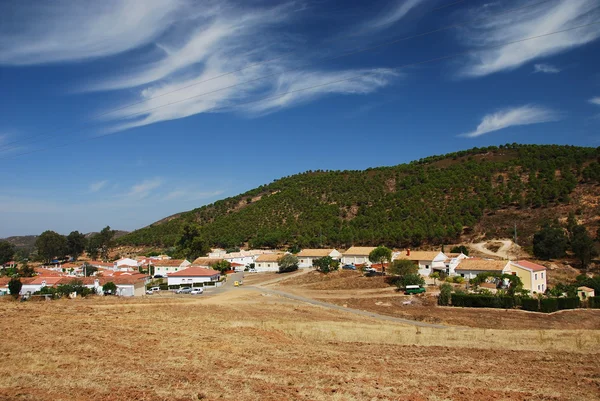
[1, 289, 599, 401]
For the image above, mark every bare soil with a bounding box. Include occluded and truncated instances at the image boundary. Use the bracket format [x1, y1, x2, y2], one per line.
[0, 292, 599, 401]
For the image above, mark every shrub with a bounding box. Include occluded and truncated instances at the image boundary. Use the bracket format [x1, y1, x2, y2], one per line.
[278, 254, 299, 273]
[102, 282, 117, 294]
[557, 297, 580, 310]
[588, 296, 600, 308]
[438, 283, 452, 306]
[540, 298, 559, 313]
[521, 298, 539, 312]
[499, 296, 515, 309]
[397, 273, 425, 288]
[8, 278, 22, 299]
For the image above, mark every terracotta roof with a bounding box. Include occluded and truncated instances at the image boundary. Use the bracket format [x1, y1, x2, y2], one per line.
[343, 247, 376, 256]
[455, 259, 509, 272]
[230, 262, 244, 267]
[578, 286, 595, 293]
[79, 274, 148, 285]
[396, 251, 443, 261]
[0, 277, 36, 286]
[191, 257, 223, 266]
[152, 259, 189, 267]
[34, 268, 63, 277]
[88, 261, 114, 267]
[297, 249, 336, 257]
[255, 254, 283, 262]
[29, 277, 64, 285]
[511, 260, 547, 272]
[168, 267, 220, 277]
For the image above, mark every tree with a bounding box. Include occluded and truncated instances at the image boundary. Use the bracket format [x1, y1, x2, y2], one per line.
[35, 230, 67, 264]
[83, 263, 98, 277]
[102, 282, 117, 294]
[387, 259, 418, 276]
[211, 260, 232, 272]
[19, 262, 35, 277]
[397, 273, 425, 288]
[532, 224, 568, 260]
[66, 231, 87, 260]
[313, 256, 339, 274]
[278, 254, 299, 273]
[0, 241, 15, 265]
[369, 246, 392, 275]
[430, 272, 440, 285]
[450, 245, 469, 256]
[175, 223, 210, 261]
[571, 225, 597, 269]
[8, 278, 22, 299]
[438, 283, 452, 306]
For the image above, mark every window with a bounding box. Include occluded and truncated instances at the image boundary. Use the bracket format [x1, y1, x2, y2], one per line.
[538, 285, 540, 291]
[541, 272, 544, 279]
[535, 273, 537, 280]
[425, 265, 430, 269]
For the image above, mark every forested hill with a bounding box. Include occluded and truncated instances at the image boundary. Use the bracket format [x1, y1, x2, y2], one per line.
[117, 144, 600, 250]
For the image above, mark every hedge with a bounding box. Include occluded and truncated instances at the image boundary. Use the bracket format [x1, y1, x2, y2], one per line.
[521, 298, 539, 312]
[589, 296, 600, 308]
[451, 294, 500, 308]
[557, 297, 580, 310]
[540, 298, 558, 313]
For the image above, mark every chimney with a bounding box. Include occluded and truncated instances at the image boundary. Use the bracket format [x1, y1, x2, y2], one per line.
[406, 249, 410, 256]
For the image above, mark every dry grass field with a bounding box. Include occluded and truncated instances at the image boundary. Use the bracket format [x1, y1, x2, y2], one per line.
[1, 288, 599, 401]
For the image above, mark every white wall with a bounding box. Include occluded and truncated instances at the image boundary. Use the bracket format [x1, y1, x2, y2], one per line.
[255, 262, 280, 272]
[167, 276, 219, 286]
[341, 256, 370, 266]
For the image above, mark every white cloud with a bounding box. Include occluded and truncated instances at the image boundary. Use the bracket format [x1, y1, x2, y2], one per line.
[0, 0, 189, 65]
[533, 63, 560, 74]
[361, 0, 425, 32]
[127, 178, 163, 198]
[460, 105, 560, 138]
[590, 97, 600, 106]
[89, 180, 108, 193]
[459, 0, 600, 77]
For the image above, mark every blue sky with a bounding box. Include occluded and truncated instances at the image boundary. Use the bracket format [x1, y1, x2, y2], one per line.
[1, 0, 600, 237]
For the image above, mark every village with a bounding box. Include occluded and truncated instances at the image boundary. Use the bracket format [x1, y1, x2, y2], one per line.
[1, 244, 595, 310]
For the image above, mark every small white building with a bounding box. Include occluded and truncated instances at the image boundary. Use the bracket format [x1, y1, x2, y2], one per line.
[394, 250, 447, 276]
[454, 259, 511, 280]
[433, 252, 469, 276]
[153, 259, 191, 277]
[255, 254, 284, 272]
[114, 258, 139, 271]
[341, 247, 376, 266]
[297, 249, 342, 268]
[167, 267, 221, 287]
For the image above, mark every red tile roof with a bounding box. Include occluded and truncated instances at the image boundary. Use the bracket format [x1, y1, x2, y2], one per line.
[513, 260, 546, 272]
[168, 267, 220, 277]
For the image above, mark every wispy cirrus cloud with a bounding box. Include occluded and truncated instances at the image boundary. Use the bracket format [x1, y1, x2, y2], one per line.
[360, 0, 426, 32]
[89, 180, 108, 193]
[533, 63, 561, 74]
[458, 0, 600, 77]
[0, 0, 189, 65]
[127, 178, 163, 199]
[460, 105, 561, 138]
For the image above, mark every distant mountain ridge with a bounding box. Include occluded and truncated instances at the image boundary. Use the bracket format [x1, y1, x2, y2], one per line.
[109, 144, 600, 250]
[1, 231, 129, 250]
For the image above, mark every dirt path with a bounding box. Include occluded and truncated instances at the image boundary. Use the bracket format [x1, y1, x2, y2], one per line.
[470, 239, 517, 259]
[247, 285, 449, 329]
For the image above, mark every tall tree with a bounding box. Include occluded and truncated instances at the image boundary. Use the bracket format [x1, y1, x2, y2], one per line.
[8, 278, 22, 299]
[369, 246, 392, 274]
[0, 241, 15, 265]
[87, 226, 115, 261]
[571, 225, 597, 269]
[387, 259, 418, 276]
[66, 231, 87, 261]
[278, 254, 299, 273]
[35, 230, 67, 264]
[532, 223, 568, 260]
[175, 223, 210, 261]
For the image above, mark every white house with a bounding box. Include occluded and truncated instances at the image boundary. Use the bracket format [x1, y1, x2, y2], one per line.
[341, 247, 376, 266]
[297, 249, 342, 268]
[432, 252, 469, 276]
[153, 259, 191, 276]
[167, 267, 221, 287]
[394, 250, 447, 276]
[20, 277, 63, 295]
[255, 254, 284, 272]
[114, 258, 139, 271]
[82, 274, 148, 297]
[454, 259, 511, 280]
[509, 260, 547, 294]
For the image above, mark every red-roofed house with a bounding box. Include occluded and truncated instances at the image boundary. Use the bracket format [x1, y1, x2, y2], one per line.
[509, 260, 547, 294]
[167, 267, 221, 287]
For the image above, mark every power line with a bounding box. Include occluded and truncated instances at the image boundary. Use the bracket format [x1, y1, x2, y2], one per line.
[1, 20, 597, 162]
[5, 0, 546, 151]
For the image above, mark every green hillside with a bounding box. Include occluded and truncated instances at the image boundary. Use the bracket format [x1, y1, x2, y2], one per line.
[117, 144, 600, 249]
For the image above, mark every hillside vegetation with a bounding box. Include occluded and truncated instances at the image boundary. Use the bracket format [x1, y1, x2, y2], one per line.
[118, 144, 600, 249]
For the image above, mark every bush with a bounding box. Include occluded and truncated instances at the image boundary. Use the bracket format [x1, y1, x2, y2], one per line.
[438, 283, 452, 306]
[396, 273, 425, 288]
[278, 254, 299, 273]
[540, 298, 558, 313]
[521, 298, 539, 312]
[8, 278, 22, 299]
[589, 296, 600, 308]
[499, 296, 515, 309]
[450, 294, 500, 308]
[102, 282, 117, 294]
[557, 297, 580, 310]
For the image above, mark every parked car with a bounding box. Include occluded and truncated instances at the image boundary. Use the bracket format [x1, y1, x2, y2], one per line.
[176, 287, 192, 294]
[404, 285, 426, 295]
[365, 269, 383, 277]
[341, 264, 356, 270]
[247, 268, 257, 273]
[190, 288, 204, 295]
[149, 287, 160, 292]
[145, 289, 154, 295]
[153, 275, 164, 279]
